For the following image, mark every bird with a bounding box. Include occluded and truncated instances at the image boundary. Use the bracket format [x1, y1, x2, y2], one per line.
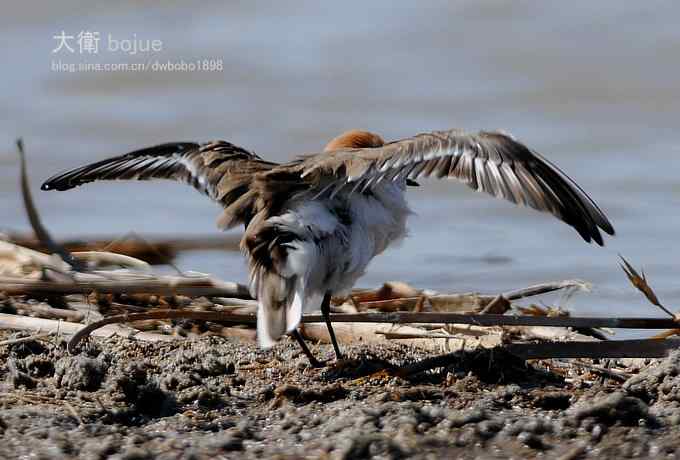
[42, 128, 615, 366]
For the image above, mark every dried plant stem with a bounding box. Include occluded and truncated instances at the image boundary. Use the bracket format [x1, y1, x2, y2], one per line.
[0, 332, 54, 347]
[620, 255, 676, 318]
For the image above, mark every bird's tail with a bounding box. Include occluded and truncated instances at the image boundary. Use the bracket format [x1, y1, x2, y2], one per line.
[244, 214, 320, 348]
[254, 271, 304, 348]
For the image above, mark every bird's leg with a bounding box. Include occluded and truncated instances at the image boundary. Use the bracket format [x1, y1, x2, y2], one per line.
[321, 291, 343, 360]
[291, 329, 323, 368]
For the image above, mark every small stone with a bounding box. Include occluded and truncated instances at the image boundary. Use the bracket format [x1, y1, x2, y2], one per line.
[517, 431, 546, 450]
[215, 434, 243, 452]
[55, 356, 107, 391]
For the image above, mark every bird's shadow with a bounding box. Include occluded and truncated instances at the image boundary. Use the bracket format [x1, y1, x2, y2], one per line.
[320, 347, 565, 388]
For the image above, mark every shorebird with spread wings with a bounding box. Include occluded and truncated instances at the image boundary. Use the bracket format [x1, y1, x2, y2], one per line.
[42, 128, 614, 366]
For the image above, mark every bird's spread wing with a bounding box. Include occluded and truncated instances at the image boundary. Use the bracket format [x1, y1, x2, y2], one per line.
[298, 129, 615, 245]
[42, 141, 278, 228]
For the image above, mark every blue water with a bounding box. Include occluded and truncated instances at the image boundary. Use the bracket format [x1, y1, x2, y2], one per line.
[1, 2, 680, 331]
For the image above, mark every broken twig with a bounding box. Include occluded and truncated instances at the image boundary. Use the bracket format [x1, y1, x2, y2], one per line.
[16, 139, 85, 271]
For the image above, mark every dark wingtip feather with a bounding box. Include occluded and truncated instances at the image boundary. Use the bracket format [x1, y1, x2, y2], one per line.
[41, 174, 75, 191]
[41, 168, 90, 191]
[601, 219, 616, 236]
[40, 142, 200, 193]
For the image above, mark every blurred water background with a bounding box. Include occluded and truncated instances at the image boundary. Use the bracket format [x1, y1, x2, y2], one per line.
[1, 2, 679, 332]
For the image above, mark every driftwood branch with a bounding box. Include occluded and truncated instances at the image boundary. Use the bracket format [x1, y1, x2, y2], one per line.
[0, 276, 251, 298]
[301, 312, 680, 329]
[0, 278, 584, 310]
[15, 302, 84, 322]
[65, 308, 680, 354]
[0, 312, 177, 343]
[0, 241, 70, 277]
[67, 309, 257, 352]
[6, 234, 242, 265]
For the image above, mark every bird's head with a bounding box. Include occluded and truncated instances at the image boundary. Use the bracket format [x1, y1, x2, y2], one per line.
[323, 129, 384, 151]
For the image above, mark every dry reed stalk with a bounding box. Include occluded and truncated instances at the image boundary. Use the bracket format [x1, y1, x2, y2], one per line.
[620, 255, 679, 320]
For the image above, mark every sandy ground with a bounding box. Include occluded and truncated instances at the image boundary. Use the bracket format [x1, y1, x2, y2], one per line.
[2, 329, 680, 459]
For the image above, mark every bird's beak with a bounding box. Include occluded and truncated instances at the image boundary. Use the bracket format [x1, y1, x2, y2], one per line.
[406, 179, 420, 187]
